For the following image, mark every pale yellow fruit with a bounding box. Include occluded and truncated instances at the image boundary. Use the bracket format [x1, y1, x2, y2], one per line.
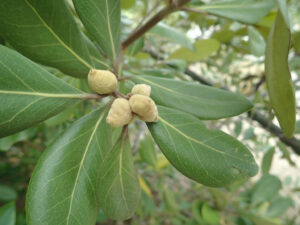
[106, 98, 134, 127]
[129, 94, 158, 122]
[131, 84, 151, 97]
[88, 69, 117, 94]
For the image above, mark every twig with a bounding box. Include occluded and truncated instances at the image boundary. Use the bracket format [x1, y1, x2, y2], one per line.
[122, 0, 191, 49]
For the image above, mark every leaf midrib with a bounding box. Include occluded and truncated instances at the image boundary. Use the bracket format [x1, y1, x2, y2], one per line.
[158, 116, 250, 163]
[65, 111, 106, 225]
[0, 90, 85, 99]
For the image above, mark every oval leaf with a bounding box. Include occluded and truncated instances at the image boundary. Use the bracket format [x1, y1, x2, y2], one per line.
[265, 11, 296, 138]
[148, 106, 258, 187]
[0, 0, 93, 77]
[169, 39, 220, 62]
[73, 0, 121, 61]
[196, 0, 276, 24]
[98, 131, 140, 220]
[26, 107, 112, 225]
[0, 202, 15, 225]
[0, 46, 84, 138]
[131, 75, 253, 119]
[248, 26, 266, 57]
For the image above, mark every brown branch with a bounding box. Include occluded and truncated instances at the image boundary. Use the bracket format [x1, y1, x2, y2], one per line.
[121, 0, 191, 50]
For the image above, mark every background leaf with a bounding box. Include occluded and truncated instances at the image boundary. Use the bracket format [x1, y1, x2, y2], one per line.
[169, 39, 220, 62]
[196, 0, 276, 24]
[150, 23, 194, 50]
[131, 75, 253, 119]
[0, 46, 83, 138]
[26, 107, 112, 225]
[265, 11, 296, 138]
[0, 185, 17, 202]
[261, 147, 275, 175]
[73, 0, 121, 61]
[148, 106, 258, 187]
[0, 202, 15, 225]
[98, 131, 140, 220]
[248, 26, 266, 57]
[0, 0, 93, 78]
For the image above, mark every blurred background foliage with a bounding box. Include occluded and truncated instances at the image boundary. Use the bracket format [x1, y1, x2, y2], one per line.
[1, 0, 300, 224]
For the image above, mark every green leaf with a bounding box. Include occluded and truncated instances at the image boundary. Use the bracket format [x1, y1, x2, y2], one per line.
[197, 0, 276, 24]
[26, 107, 112, 225]
[0, 0, 93, 78]
[251, 175, 281, 205]
[248, 26, 266, 57]
[201, 203, 220, 225]
[261, 147, 275, 175]
[83, 33, 111, 70]
[0, 202, 15, 225]
[148, 106, 258, 187]
[150, 23, 194, 50]
[131, 75, 253, 120]
[73, 0, 121, 61]
[0, 130, 31, 151]
[169, 39, 220, 62]
[266, 196, 293, 217]
[128, 37, 145, 56]
[121, 0, 136, 9]
[139, 134, 157, 168]
[0, 185, 17, 202]
[265, 11, 296, 138]
[0, 46, 84, 138]
[97, 131, 140, 220]
[276, 0, 291, 29]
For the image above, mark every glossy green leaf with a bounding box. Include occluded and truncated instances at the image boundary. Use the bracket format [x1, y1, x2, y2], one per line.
[97, 131, 140, 220]
[251, 175, 281, 205]
[0, 185, 17, 202]
[0, 46, 86, 138]
[148, 106, 258, 187]
[0, 202, 15, 225]
[169, 39, 220, 62]
[0, 0, 93, 78]
[26, 107, 112, 225]
[73, 0, 121, 61]
[265, 11, 296, 138]
[150, 23, 194, 50]
[197, 0, 276, 24]
[261, 147, 275, 175]
[248, 26, 266, 57]
[131, 75, 253, 119]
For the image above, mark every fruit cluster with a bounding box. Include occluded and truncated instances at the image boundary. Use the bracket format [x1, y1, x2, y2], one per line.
[88, 69, 158, 127]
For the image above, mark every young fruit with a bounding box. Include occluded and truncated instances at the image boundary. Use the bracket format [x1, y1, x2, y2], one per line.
[129, 94, 158, 122]
[131, 84, 151, 97]
[106, 98, 134, 127]
[88, 69, 117, 94]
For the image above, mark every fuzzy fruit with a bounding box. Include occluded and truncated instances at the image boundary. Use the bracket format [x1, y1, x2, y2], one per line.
[106, 98, 134, 127]
[131, 84, 151, 97]
[88, 69, 117, 94]
[129, 94, 158, 122]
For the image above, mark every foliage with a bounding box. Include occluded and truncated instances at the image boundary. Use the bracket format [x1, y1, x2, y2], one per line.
[0, 0, 299, 225]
